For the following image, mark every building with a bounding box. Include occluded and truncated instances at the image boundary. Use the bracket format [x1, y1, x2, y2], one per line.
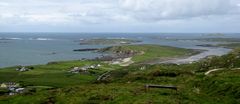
[16, 66, 31, 72]
[69, 64, 101, 73]
[0, 82, 20, 88]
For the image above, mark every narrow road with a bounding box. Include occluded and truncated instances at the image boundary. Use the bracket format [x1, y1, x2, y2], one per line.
[205, 68, 224, 75]
[97, 71, 111, 81]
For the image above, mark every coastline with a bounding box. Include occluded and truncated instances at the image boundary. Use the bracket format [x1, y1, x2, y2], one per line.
[0, 45, 232, 69]
[157, 47, 232, 64]
[142, 49, 205, 65]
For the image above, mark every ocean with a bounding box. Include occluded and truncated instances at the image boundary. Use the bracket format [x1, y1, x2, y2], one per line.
[0, 32, 237, 67]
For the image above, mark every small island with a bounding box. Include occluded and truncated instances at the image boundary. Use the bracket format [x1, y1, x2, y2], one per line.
[78, 38, 142, 45]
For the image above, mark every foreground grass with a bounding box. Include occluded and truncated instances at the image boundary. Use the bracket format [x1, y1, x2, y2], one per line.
[1, 63, 240, 104]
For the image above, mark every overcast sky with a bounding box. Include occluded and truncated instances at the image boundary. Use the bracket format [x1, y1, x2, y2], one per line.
[0, 0, 240, 33]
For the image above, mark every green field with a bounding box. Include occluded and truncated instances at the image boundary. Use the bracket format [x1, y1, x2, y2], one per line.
[0, 44, 240, 104]
[0, 60, 121, 87]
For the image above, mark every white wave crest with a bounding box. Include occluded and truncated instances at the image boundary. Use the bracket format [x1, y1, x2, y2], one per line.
[29, 38, 54, 41]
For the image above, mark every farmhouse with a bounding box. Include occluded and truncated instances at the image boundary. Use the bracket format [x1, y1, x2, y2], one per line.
[0, 82, 20, 88]
[0, 82, 25, 95]
[16, 66, 32, 72]
[69, 64, 101, 73]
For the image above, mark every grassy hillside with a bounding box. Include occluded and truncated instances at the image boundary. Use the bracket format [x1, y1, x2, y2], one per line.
[0, 45, 195, 88]
[0, 45, 240, 104]
[0, 60, 120, 87]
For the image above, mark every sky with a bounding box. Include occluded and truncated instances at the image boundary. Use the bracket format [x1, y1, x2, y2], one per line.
[0, 0, 240, 33]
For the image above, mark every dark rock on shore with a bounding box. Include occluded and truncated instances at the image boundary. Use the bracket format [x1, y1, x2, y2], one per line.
[196, 44, 216, 47]
[73, 48, 99, 52]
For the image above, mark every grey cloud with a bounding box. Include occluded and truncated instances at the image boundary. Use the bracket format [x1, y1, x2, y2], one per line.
[0, 0, 239, 25]
[119, 0, 239, 21]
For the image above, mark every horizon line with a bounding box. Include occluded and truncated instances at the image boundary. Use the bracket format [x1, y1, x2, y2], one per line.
[0, 32, 239, 34]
